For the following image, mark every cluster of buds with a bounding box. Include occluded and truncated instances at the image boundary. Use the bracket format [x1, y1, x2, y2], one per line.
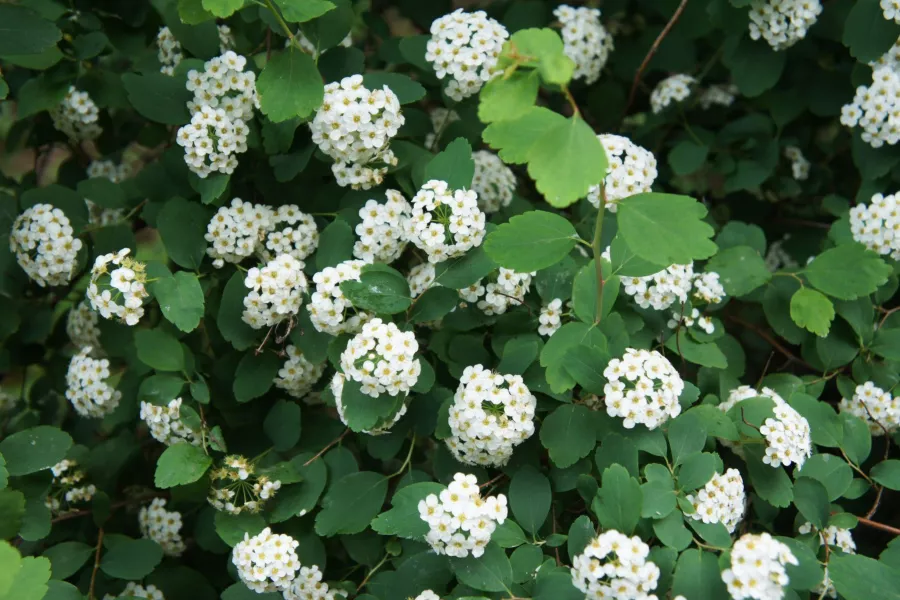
[207, 455, 281, 515]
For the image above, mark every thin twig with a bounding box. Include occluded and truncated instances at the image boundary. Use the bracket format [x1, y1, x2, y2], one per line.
[479, 473, 507, 489]
[357, 553, 391, 592]
[88, 528, 104, 600]
[878, 306, 900, 330]
[302, 429, 350, 467]
[857, 516, 900, 536]
[726, 315, 816, 371]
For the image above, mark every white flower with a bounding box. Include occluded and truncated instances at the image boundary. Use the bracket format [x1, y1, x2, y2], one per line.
[261, 204, 320, 263]
[748, 0, 823, 51]
[67, 300, 101, 349]
[539, 298, 563, 337]
[783, 145, 810, 181]
[140, 398, 201, 446]
[413, 592, 441, 600]
[722, 532, 798, 600]
[66, 346, 121, 418]
[693, 271, 726, 304]
[587, 134, 658, 211]
[205, 198, 274, 268]
[765, 235, 799, 271]
[685, 469, 746, 532]
[404, 179, 487, 264]
[603, 348, 685, 429]
[446, 365, 537, 467]
[157, 26, 183, 75]
[103, 582, 165, 600]
[308, 259, 372, 335]
[419, 473, 507, 558]
[139, 498, 186, 556]
[51, 86, 102, 140]
[340, 317, 421, 398]
[242, 254, 308, 329]
[87, 159, 132, 183]
[798, 522, 856, 598]
[218, 24, 235, 52]
[232, 528, 301, 593]
[570, 529, 660, 600]
[620, 263, 694, 311]
[839, 381, 900, 435]
[283, 564, 345, 600]
[472, 151, 516, 213]
[698, 84, 739, 109]
[46, 459, 96, 515]
[353, 190, 411, 263]
[275, 345, 326, 399]
[10, 203, 83, 287]
[87, 248, 149, 326]
[849, 192, 900, 259]
[650, 74, 695, 114]
[842, 67, 900, 149]
[554, 5, 614, 84]
[460, 268, 534, 316]
[426, 9, 509, 101]
[668, 307, 716, 335]
[884, 0, 900, 23]
[209, 456, 282, 515]
[407, 263, 437, 298]
[331, 372, 408, 435]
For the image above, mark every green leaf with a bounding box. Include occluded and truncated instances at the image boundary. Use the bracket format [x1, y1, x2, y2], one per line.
[154, 443, 212, 489]
[806, 244, 893, 302]
[0, 5, 61, 56]
[484, 211, 578, 272]
[668, 140, 709, 175]
[664, 331, 728, 369]
[641, 479, 677, 519]
[100, 539, 163, 580]
[43, 542, 93, 580]
[872, 328, 900, 361]
[503, 28, 574, 86]
[706, 246, 771, 296]
[533, 572, 583, 600]
[0, 426, 72, 476]
[363, 72, 426, 105]
[433, 242, 498, 289]
[617, 193, 717, 265]
[677, 453, 719, 490]
[563, 344, 609, 394]
[792, 476, 829, 529]
[527, 116, 607, 208]
[264, 399, 302, 451]
[135, 329, 185, 372]
[217, 272, 258, 350]
[214, 512, 265, 546]
[843, 0, 900, 63]
[797, 454, 852, 501]
[273, 0, 334, 22]
[509, 466, 551, 534]
[451, 543, 513, 593]
[42, 580, 83, 600]
[483, 107, 565, 165]
[233, 351, 281, 403]
[653, 510, 692, 551]
[572, 260, 619, 324]
[871, 460, 900, 490]
[478, 71, 540, 123]
[0, 491, 25, 540]
[257, 49, 324, 122]
[299, 0, 353, 49]
[724, 36, 786, 97]
[790, 287, 835, 337]
[1, 555, 51, 600]
[540, 404, 597, 468]
[830, 554, 900, 600]
[122, 73, 191, 125]
[190, 172, 230, 205]
[672, 549, 728, 600]
[424, 137, 474, 190]
[315, 471, 389, 536]
[592, 465, 642, 535]
[337, 379, 404, 432]
[152, 272, 205, 333]
[744, 446, 793, 507]
[371, 482, 444, 539]
[667, 412, 708, 465]
[409, 287, 459, 323]
[340, 264, 412, 314]
[178, 0, 216, 24]
[315, 219, 355, 270]
[200, 0, 244, 18]
[77, 178, 126, 210]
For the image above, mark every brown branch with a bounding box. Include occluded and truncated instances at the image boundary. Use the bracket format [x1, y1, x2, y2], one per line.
[857, 516, 900, 536]
[479, 473, 507, 489]
[878, 306, 900, 330]
[303, 429, 350, 467]
[726, 315, 817, 371]
[88, 528, 104, 600]
[867, 486, 886, 520]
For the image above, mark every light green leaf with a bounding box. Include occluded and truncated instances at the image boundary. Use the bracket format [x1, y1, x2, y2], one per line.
[178, 0, 216, 24]
[790, 287, 835, 337]
[478, 71, 539, 123]
[371, 482, 444, 539]
[527, 116, 607, 208]
[540, 404, 597, 468]
[200, 0, 244, 18]
[617, 193, 717, 265]
[154, 443, 212, 489]
[0, 555, 51, 600]
[484, 211, 578, 272]
[482, 106, 565, 164]
[0, 5, 61, 56]
[424, 137, 474, 190]
[257, 49, 324, 122]
[135, 329, 185, 372]
[152, 272, 205, 333]
[502, 28, 574, 86]
[100, 539, 163, 580]
[706, 246, 771, 296]
[273, 0, 334, 23]
[315, 471, 389, 536]
[805, 243, 892, 300]
[510, 466, 551, 534]
[0, 426, 72, 476]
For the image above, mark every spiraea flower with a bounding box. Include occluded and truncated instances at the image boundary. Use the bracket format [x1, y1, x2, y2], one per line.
[721, 386, 812, 468]
[841, 68, 900, 149]
[205, 198, 274, 268]
[587, 134, 657, 211]
[45, 459, 97, 514]
[309, 74, 404, 189]
[849, 193, 900, 260]
[884, 0, 900, 22]
[353, 190, 411, 263]
[668, 308, 715, 335]
[798, 522, 855, 598]
[242, 254, 308, 329]
[621, 263, 694, 311]
[765, 235, 799, 271]
[87, 248, 149, 326]
[413, 592, 441, 600]
[331, 372, 409, 435]
[186, 51, 258, 120]
[418, 472, 508, 558]
[232, 527, 300, 593]
[10, 203, 83, 287]
[208, 455, 282, 515]
[218, 24, 235, 51]
[140, 398, 201, 446]
[139, 498, 186, 556]
[784, 146, 810, 181]
[570, 529, 660, 600]
[407, 263, 437, 298]
[275, 345, 326, 399]
[748, 0, 822, 51]
[284, 565, 345, 600]
[839, 381, 900, 435]
[339, 318, 421, 397]
[685, 469, 746, 533]
[426, 9, 509, 101]
[554, 5, 614, 84]
[459, 268, 535, 316]
[66, 346, 121, 418]
[404, 179, 487, 264]
[87, 159, 132, 183]
[698, 84, 738, 109]
[603, 349, 685, 429]
[308, 259, 371, 335]
[539, 298, 563, 337]
[650, 74, 695, 114]
[157, 26, 183, 75]
[472, 151, 516, 214]
[260, 205, 319, 263]
[51, 86, 101, 140]
[103, 582, 165, 600]
[446, 365, 537, 466]
[67, 300, 101, 349]
[692, 271, 726, 304]
[722, 532, 798, 600]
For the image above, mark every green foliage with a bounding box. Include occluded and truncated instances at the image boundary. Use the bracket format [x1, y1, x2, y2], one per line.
[154, 443, 213, 488]
[257, 49, 323, 122]
[485, 211, 578, 272]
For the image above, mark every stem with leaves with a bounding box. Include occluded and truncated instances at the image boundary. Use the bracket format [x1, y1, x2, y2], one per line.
[592, 186, 607, 323]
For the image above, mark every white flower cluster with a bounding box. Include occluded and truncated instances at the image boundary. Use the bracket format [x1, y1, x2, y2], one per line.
[685, 469, 746, 533]
[233, 528, 301, 593]
[554, 4, 614, 84]
[66, 346, 121, 419]
[722, 533, 798, 600]
[140, 398, 201, 446]
[668, 307, 715, 335]
[308, 259, 371, 335]
[783, 146, 810, 180]
[693, 271, 726, 304]
[650, 74, 695, 114]
[471, 151, 516, 214]
[309, 75, 404, 190]
[885, 0, 900, 22]
[64, 296, 105, 349]
[623, 264, 725, 311]
[353, 191, 410, 263]
[51, 86, 101, 140]
[539, 298, 563, 337]
[698, 84, 738, 109]
[721, 386, 812, 468]
[103, 583, 165, 600]
[748, 0, 822, 51]
[262, 205, 320, 263]
[340, 318, 421, 397]
[798, 522, 856, 553]
[839, 381, 900, 435]
[571, 530, 660, 600]
[186, 51, 257, 119]
[218, 24, 235, 51]
[841, 67, 900, 148]
[405, 179, 487, 263]
[88, 248, 148, 326]
[425, 108, 459, 148]
[407, 263, 437, 298]
[275, 345, 326, 399]
[603, 348, 685, 429]
[157, 27, 182, 75]
[242, 254, 308, 329]
[209, 456, 282, 515]
[413, 592, 441, 600]
[873, 36, 900, 72]
[849, 192, 900, 259]
[46, 459, 96, 514]
[446, 365, 537, 466]
[765, 235, 799, 271]
[87, 159, 132, 183]
[284, 565, 345, 600]
[426, 9, 508, 101]
[587, 134, 658, 211]
[139, 498, 186, 556]
[460, 268, 534, 316]
[331, 372, 408, 435]
[10, 203, 82, 287]
[418, 472, 508, 558]
[206, 198, 273, 268]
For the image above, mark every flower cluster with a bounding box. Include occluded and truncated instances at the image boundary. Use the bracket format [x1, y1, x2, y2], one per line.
[650, 74, 695, 114]
[554, 4, 614, 84]
[206, 198, 274, 268]
[331, 372, 409, 435]
[839, 381, 900, 435]
[798, 522, 856, 553]
[309, 75, 404, 189]
[261, 205, 320, 263]
[103, 583, 165, 600]
[571, 530, 660, 600]
[841, 67, 900, 148]
[284, 565, 345, 600]
[242, 254, 308, 329]
[425, 108, 459, 148]
[460, 268, 535, 316]
[849, 192, 900, 259]
[603, 349, 685, 429]
[668, 308, 715, 335]
[587, 134, 658, 211]
[693, 271, 726, 304]
[405, 179, 487, 263]
[139, 498, 186, 556]
[418, 473, 508, 558]
[308, 259, 371, 335]
[157, 26, 182, 75]
[87, 159, 132, 183]
[407, 263, 437, 298]
[446, 365, 537, 466]
[45, 459, 97, 514]
[51, 86, 101, 140]
[340, 318, 421, 398]
[748, 0, 822, 51]
[275, 345, 326, 399]
[784, 145, 810, 180]
[721, 386, 812, 468]
[208, 456, 282, 515]
[232, 528, 301, 593]
[426, 9, 508, 101]
[698, 84, 738, 109]
[621, 263, 694, 310]
[10, 203, 82, 287]
[140, 398, 201, 446]
[539, 298, 563, 337]
[413, 593, 441, 600]
[472, 151, 516, 213]
[721, 533, 798, 600]
[685, 469, 746, 533]
[186, 51, 257, 119]
[66, 298, 103, 350]
[218, 24, 235, 51]
[885, 0, 900, 22]
[66, 347, 121, 419]
[765, 235, 799, 271]
[353, 190, 411, 263]
[87, 248, 149, 326]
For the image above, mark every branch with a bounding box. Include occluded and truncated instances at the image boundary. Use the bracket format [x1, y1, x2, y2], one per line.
[726, 315, 817, 372]
[857, 516, 900, 537]
[303, 429, 350, 467]
[88, 528, 104, 600]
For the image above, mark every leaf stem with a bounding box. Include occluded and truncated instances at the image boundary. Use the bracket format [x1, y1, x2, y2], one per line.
[263, 0, 303, 53]
[88, 527, 104, 600]
[357, 553, 391, 592]
[592, 187, 606, 323]
[561, 85, 580, 117]
[388, 434, 416, 479]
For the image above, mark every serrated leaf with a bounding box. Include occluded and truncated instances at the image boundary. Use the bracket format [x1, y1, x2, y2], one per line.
[482, 107, 566, 165]
[484, 211, 578, 272]
[804, 243, 892, 300]
[540, 404, 597, 468]
[527, 116, 607, 208]
[273, 0, 334, 23]
[315, 471, 389, 536]
[424, 137, 474, 189]
[617, 193, 717, 265]
[152, 272, 205, 333]
[154, 443, 212, 488]
[790, 287, 835, 337]
[257, 49, 324, 122]
[478, 71, 539, 123]
[200, 0, 244, 18]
